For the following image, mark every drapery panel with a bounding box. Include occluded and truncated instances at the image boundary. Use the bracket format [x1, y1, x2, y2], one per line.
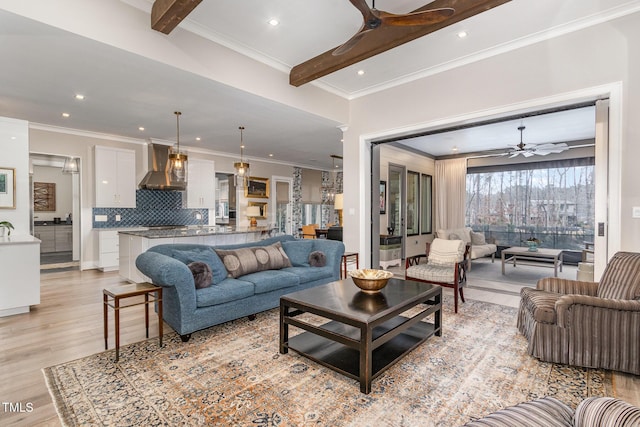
[435, 158, 467, 231]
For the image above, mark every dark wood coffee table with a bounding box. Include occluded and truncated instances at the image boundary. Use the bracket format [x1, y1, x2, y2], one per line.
[279, 278, 442, 394]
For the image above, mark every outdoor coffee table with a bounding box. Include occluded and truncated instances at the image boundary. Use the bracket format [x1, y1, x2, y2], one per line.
[279, 278, 442, 394]
[501, 246, 564, 277]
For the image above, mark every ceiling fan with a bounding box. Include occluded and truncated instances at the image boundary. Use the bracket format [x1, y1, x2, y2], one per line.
[507, 125, 570, 158]
[333, 0, 455, 56]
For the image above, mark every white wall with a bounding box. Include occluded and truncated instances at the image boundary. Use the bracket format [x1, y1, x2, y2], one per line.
[0, 117, 29, 235]
[343, 12, 640, 267]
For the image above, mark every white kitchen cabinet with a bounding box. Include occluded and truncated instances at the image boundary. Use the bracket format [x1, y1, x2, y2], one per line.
[186, 158, 215, 208]
[97, 230, 119, 271]
[0, 235, 40, 317]
[94, 146, 136, 207]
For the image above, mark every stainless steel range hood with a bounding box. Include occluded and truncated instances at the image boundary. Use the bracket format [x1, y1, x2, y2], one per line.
[138, 143, 186, 191]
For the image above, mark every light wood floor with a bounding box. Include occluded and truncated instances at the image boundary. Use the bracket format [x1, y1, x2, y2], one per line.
[1, 268, 638, 426]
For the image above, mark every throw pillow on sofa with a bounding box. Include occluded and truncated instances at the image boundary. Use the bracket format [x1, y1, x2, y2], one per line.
[281, 240, 314, 266]
[215, 241, 292, 279]
[470, 231, 486, 245]
[171, 247, 228, 284]
[309, 251, 326, 267]
[188, 261, 213, 289]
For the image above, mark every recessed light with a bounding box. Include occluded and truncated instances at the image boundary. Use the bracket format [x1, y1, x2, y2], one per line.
[452, 146, 459, 152]
[138, 126, 145, 131]
[357, 70, 365, 76]
[457, 31, 468, 38]
[268, 18, 279, 26]
[196, 137, 201, 141]
[75, 94, 85, 100]
[62, 113, 70, 118]
[269, 153, 274, 157]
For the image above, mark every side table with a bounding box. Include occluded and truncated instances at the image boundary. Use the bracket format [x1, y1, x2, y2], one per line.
[341, 252, 359, 279]
[103, 282, 163, 362]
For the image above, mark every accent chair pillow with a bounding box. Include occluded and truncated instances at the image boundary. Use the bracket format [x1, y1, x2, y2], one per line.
[308, 251, 326, 267]
[428, 238, 465, 266]
[470, 231, 487, 245]
[170, 247, 228, 284]
[215, 241, 292, 279]
[188, 261, 213, 289]
[281, 240, 314, 266]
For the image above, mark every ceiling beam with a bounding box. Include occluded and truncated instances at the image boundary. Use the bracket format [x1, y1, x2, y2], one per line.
[151, 0, 203, 34]
[290, 0, 511, 87]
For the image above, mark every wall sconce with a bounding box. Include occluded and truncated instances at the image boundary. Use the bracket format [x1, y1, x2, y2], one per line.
[246, 205, 261, 228]
[62, 157, 79, 174]
[334, 193, 344, 226]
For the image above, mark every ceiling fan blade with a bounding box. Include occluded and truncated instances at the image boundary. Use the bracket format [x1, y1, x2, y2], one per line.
[380, 8, 455, 26]
[290, 0, 512, 87]
[523, 151, 535, 158]
[509, 152, 521, 158]
[333, 28, 372, 56]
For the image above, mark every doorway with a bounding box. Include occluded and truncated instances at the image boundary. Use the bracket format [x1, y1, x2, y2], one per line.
[30, 153, 81, 270]
[272, 176, 293, 235]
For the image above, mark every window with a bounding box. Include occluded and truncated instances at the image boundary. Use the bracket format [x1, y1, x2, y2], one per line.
[465, 158, 595, 250]
[421, 174, 432, 234]
[406, 171, 419, 236]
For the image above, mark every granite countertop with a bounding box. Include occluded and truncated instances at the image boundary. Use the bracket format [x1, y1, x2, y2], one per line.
[118, 226, 269, 239]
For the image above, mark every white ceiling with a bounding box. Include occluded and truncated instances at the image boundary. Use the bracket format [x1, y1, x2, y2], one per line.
[1, 0, 638, 169]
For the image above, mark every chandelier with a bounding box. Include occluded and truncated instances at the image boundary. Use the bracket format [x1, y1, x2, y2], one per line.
[321, 154, 342, 204]
[168, 111, 188, 184]
[234, 126, 250, 188]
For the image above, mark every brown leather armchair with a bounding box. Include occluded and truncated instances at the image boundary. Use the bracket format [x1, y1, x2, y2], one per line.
[517, 251, 640, 375]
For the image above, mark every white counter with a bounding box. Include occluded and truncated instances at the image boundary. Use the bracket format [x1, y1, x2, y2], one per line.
[0, 234, 41, 317]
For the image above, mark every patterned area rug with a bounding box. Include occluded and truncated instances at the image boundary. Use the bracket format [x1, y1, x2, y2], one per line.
[43, 298, 613, 426]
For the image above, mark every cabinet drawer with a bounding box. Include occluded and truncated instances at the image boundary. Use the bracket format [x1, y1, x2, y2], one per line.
[99, 252, 119, 268]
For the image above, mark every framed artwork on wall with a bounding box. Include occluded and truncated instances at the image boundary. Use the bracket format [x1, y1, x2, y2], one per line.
[379, 181, 386, 214]
[34, 182, 56, 211]
[0, 167, 16, 209]
[245, 177, 269, 198]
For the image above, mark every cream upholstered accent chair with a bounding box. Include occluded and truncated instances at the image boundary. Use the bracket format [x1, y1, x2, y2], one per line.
[517, 251, 640, 375]
[405, 238, 468, 313]
[436, 227, 496, 270]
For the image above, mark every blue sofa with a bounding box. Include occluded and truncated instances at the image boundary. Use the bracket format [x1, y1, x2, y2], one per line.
[135, 235, 345, 341]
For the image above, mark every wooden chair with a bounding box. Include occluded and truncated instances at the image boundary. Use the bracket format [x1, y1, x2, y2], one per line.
[301, 224, 318, 239]
[404, 238, 469, 313]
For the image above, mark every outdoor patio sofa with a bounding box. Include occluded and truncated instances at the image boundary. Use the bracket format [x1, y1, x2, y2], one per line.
[436, 226, 497, 268]
[135, 235, 344, 342]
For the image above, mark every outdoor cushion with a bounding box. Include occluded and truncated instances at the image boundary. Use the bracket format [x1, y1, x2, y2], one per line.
[215, 242, 292, 278]
[406, 264, 457, 284]
[437, 227, 472, 244]
[171, 247, 228, 284]
[240, 270, 300, 294]
[471, 231, 487, 245]
[282, 240, 314, 266]
[196, 278, 255, 308]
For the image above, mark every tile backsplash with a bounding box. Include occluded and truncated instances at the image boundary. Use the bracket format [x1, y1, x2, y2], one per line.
[92, 189, 208, 228]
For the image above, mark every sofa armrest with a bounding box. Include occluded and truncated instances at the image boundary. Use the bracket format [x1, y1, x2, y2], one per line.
[136, 251, 197, 312]
[311, 239, 345, 279]
[574, 397, 640, 427]
[556, 294, 640, 327]
[536, 277, 598, 296]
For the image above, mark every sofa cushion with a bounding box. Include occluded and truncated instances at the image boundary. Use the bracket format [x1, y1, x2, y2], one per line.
[171, 247, 228, 284]
[471, 244, 497, 259]
[215, 242, 292, 279]
[283, 266, 334, 284]
[281, 240, 314, 266]
[240, 270, 299, 294]
[438, 227, 471, 244]
[196, 278, 255, 308]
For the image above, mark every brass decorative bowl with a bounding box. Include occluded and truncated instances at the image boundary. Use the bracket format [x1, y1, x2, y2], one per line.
[348, 269, 393, 293]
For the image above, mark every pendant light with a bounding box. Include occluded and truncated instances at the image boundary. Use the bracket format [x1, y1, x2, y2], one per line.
[234, 126, 250, 188]
[62, 157, 79, 174]
[168, 111, 188, 184]
[321, 154, 341, 203]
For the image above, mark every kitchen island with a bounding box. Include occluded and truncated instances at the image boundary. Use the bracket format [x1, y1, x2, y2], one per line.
[118, 226, 270, 283]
